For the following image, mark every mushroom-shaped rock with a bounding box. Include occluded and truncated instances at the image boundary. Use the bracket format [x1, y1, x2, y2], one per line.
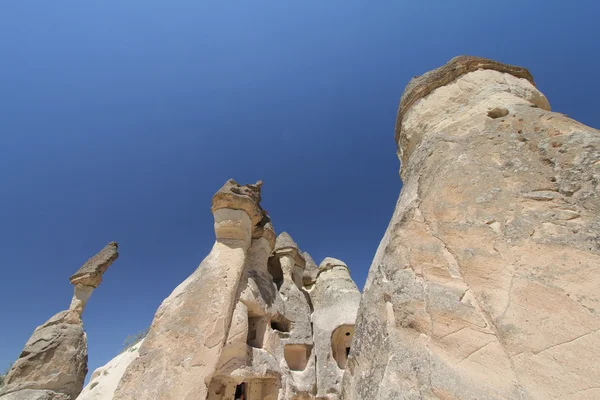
[1, 242, 119, 400]
[274, 231, 298, 252]
[395, 55, 550, 179]
[69, 241, 119, 287]
[69, 242, 119, 317]
[273, 232, 305, 268]
[211, 179, 266, 226]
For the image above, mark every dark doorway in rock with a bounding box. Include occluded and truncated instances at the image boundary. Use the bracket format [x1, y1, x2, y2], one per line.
[247, 316, 267, 348]
[346, 347, 351, 357]
[234, 382, 245, 400]
[270, 315, 291, 333]
[267, 257, 284, 290]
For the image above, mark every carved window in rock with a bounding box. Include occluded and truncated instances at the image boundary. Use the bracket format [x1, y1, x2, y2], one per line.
[234, 382, 246, 400]
[331, 324, 355, 369]
[284, 344, 312, 371]
[247, 316, 267, 348]
[270, 315, 291, 333]
[267, 256, 284, 290]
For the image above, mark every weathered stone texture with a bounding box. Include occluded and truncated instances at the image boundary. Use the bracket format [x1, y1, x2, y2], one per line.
[69, 242, 119, 288]
[2, 243, 118, 400]
[111, 180, 359, 400]
[0, 389, 70, 400]
[342, 56, 600, 399]
[310, 258, 360, 398]
[82, 180, 360, 400]
[0, 311, 87, 400]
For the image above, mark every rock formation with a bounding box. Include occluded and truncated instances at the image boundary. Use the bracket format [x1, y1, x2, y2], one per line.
[1, 243, 119, 400]
[309, 258, 360, 398]
[9, 55, 599, 400]
[341, 56, 600, 399]
[100, 179, 360, 400]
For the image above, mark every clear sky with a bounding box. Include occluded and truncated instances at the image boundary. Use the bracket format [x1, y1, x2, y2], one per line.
[1, 0, 599, 380]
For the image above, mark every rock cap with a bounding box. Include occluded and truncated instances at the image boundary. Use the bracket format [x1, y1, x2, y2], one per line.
[274, 232, 298, 252]
[319, 257, 348, 270]
[315, 257, 351, 280]
[69, 242, 119, 288]
[395, 56, 535, 147]
[211, 179, 266, 226]
[272, 232, 305, 267]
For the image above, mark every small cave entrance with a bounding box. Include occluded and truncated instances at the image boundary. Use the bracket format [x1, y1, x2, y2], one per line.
[331, 324, 355, 370]
[247, 315, 267, 348]
[234, 382, 246, 400]
[284, 344, 312, 371]
[270, 315, 291, 333]
[267, 256, 284, 290]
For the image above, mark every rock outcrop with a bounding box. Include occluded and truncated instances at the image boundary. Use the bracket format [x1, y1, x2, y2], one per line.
[342, 56, 600, 399]
[106, 180, 360, 400]
[77, 340, 145, 400]
[1, 243, 119, 400]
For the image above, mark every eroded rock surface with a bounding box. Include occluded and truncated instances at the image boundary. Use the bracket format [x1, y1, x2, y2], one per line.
[91, 180, 361, 400]
[342, 56, 600, 399]
[1, 243, 118, 400]
[309, 258, 360, 398]
[77, 340, 144, 400]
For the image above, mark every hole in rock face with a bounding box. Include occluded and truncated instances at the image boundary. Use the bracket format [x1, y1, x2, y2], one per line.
[284, 344, 312, 371]
[487, 107, 510, 119]
[331, 324, 355, 369]
[267, 257, 284, 290]
[247, 316, 267, 348]
[270, 317, 290, 333]
[234, 382, 245, 400]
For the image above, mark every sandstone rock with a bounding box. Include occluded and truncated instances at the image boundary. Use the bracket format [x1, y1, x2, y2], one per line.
[69, 242, 118, 288]
[76, 339, 144, 400]
[102, 180, 360, 399]
[309, 258, 360, 398]
[0, 311, 87, 400]
[342, 56, 600, 399]
[114, 181, 268, 400]
[2, 243, 118, 400]
[211, 179, 266, 226]
[0, 389, 70, 400]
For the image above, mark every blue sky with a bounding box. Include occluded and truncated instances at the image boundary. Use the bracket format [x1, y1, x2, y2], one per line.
[1, 1, 599, 379]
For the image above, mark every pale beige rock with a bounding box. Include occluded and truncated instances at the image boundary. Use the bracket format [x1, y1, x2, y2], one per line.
[113, 181, 282, 400]
[69, 242, 119, 317]
[89, 180, 361, 400]
[2, 243, 118, 400]
[310, 258, 360, 399]
[342, 56, 600, 400]
[0, 389, 70, 400]
[0, 311, 87, 400]
[76, 339, 144, 400]
[69, 243, 118, 288]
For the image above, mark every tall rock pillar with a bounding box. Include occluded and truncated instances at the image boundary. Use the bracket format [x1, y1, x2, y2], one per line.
[310, 258, 361, 399]
[342, 56, 600, 399]
[0, 242, 118, 400]
[114, 180, 266, 400]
